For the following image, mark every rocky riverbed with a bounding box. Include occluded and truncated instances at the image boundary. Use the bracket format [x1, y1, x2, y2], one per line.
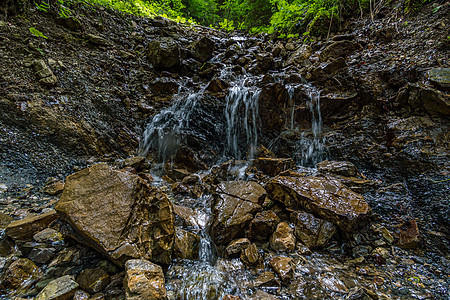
[0, 1, 449, 299]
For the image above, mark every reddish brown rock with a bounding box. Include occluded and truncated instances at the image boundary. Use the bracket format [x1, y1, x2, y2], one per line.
[269, 256, 295, 283]
[5, 210, 58, 241]
[173, 227, 200, 260]
[210, 181, 266, 245]
[124, 259, 167, 300]
[247, 210, 280, 242]
[291, 211, 336, 248]
[270, 222, 296, 252]
[316, 160, 357, 177]
[240, 243, 263, 270]
[0, 258, 42, 293]
[225, 238, 251, 258]
[394, 220, 421, 249]
[253, 158, 295, 176]
[266, 175, 370, 232]
[253, 271, 280, 287]
[55, 163, 174, 266]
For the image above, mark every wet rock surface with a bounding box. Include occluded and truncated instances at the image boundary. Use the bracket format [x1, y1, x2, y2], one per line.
[0, 1, 448, 299]
[266, 175, 371, 232]
[55, 163, 174, 266]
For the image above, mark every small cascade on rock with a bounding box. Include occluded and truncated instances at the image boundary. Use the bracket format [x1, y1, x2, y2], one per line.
[296, 86, 326, 166]
[224, 79, 261, 160]
[139, 90, 201, 160]
[287, 85, 296, 130]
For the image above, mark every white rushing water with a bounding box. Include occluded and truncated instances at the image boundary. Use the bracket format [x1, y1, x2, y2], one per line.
[224, 82, 261, 160]
[139, 90, 201, 160]
[295, 86, 326, 166]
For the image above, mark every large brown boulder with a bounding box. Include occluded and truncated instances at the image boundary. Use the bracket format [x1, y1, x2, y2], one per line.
[210, 181, 266, 245]
[124, 259, 167, 300]
[266, 175, 370, 232]
[55, 163, 174, 266]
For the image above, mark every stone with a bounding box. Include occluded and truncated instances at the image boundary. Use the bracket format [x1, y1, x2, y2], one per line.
[0, 258, 42, 292]
[42, 178, 65, 195]
[0, 212, 13, 229]
[285, 43, 295, 51]
[402, 84, 450, 115]
[210, 181, 266, 245]
[56, 16, 82, 31]
[270, 222, 296, 252]
[247, 210, 280, 242]
[269, 256, 295, 283]
[73, 290, 90, 300]
[253, 271, 280, 287]
[147, 38, 180, 68]
[249, 290, 281, 300]
[32, 59, 58, 85]
[225, 238, 251, 258]
[173, 227, 200, 260]
[190, 36, 215, 62]
[240, 243, 263, 270]
[285, 45, 312, 66]
[55, 163, 174, 266]
[207, 77, 229, 94]
[316, 160, 357, 177]
[290, 211, 336, 248]
[266, 175, 370, 232]
[318, 274, 348, 294]
[86, 34, 108, 46]
[173, 204, 205, 228]
[6, 210, 58, 241]
[29, 247, 56, 264]
[223, 295, 241, 300]
[151, 77, 179, 95]
[124, 259, 167, 300]
[33, 228, 64, 244]
[35, 275, 79, 300]
[77, 268, 110, 294]
[394, 220, 420, 249]
[319, 40, 362, 62]
[253, 158, 295, 176]
[427, 68, 450, 89]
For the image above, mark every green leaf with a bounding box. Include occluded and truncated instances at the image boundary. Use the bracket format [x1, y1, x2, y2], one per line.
[29, 27, 48, 39]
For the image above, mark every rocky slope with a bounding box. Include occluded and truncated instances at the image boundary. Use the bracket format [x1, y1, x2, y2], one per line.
[0, 1, 449, 299]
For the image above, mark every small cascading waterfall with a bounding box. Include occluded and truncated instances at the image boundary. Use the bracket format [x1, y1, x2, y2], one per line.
[139, 91, 200, 160]
[224, 81, 261, 160]
[287, 85, 296, 130]
[296, 87, 326, 166]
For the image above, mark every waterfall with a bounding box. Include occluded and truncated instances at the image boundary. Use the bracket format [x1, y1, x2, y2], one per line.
[224, 82, 260, 160]
[296, 87, 326, 166]
[139, 91, 200, 159]
[287, 85, 296, 130]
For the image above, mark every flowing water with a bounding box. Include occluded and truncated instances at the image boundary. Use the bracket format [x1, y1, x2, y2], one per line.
[224, 82, 261, 160]
[295, 86, 327, 167]
[139, 89, 201, 160]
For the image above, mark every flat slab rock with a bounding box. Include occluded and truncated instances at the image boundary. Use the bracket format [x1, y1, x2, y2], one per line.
[210, 181, 266, 245]
[266, 175, 370, 232]
[55, 163, 174, 266]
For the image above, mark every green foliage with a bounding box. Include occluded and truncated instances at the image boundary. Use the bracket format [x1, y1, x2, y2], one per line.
[30, 0, 425, 38]
[29, 27, 48, 39]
